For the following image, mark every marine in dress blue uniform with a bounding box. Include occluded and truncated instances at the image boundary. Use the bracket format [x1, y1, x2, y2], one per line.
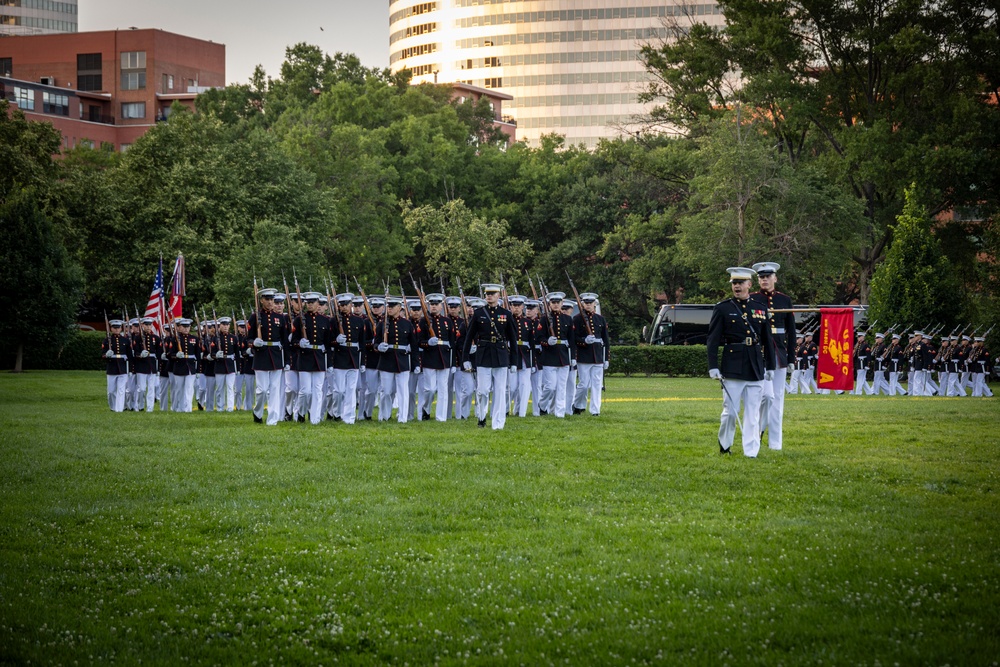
[416, 293, 456, 422]
[247, 289, 290, 425]
[374, 295, 415, 422]
[749, 262, 796, 449]
[571, 292, 610, 416]
[707, 267, 776, 457]
[537, 292, 577, 418]
[101, 319, 133, 412]
[462, 284, 517, 429]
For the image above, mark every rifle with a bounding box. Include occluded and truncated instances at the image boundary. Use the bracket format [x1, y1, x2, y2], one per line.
[525, 271, 538, 301]
[383, 281, 391, 344]
[565, 270, 592, 337]
[455, 276, 468, 320]
[294, 268, 319, 368]
[353, 276, 376, 329]
[104, 310, 112, 349]
[133, 303, 147, 352]
[252, 268, 262, 339]
[327, 273, 342, 334]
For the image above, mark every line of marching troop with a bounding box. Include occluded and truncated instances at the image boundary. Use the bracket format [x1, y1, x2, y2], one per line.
[784, 329, 993, 397]
[100, 284, 612, 429]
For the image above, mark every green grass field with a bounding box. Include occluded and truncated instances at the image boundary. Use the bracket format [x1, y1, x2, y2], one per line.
[1, 371, 998, 666]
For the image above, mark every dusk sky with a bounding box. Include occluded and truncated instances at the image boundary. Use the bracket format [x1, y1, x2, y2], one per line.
[81, 0, 390, 84]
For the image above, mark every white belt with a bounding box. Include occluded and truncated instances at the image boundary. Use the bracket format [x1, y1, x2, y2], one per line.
[774, 327, 786, 334]
[519, 341, 532, 347]
[342, 342, 359, 348]
[439, 341, 451, 348]
[554, 339, 568, 345]
[302, 343, 325, 350]
[225, 354, 236, 360]
[389, 344, 410, 352]
[111, 354, 127, 359]
[262, 341, 282, 347]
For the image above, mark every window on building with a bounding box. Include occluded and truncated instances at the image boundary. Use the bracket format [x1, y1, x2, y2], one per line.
[13, 86, 34, 111]
[120, 51, 146, 90]
[76, 52, 102, 91]
[121, 101, 145, 119]
[160, 74, 173, 91]
[0, 57, 11, 77]
[484, 78, 502, 89]
[42, 92, 68, 115]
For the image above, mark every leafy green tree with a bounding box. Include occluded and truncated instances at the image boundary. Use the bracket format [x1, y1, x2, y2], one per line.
[402, 199, 532, 286]
[869, 188, 959, 329]
[639, 0, 1000, 301]
[678, 110, 863, 300]
[0, 103, 84, 371]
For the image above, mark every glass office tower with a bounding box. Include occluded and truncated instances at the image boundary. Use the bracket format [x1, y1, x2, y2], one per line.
[0, 0, 78, 36]
[389, 0, 723, 147]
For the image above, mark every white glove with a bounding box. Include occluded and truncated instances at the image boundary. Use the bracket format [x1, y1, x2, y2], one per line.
[326, 367, 335, 374]
[765, 370, 774, 382]
[140, 350, 149, 359]
[360, 365, 366, 373]
[161, 353, 168, 361]
[336, 334, 347, 345]
[570, 359, 577, 368]
[709, 368, 722, 380]
[463, 361, 472, 371]
[450, 366, 457, 375]
[104, 349, 114, 358]
[299, 338, 311, 349]
[603, 361, 609, 370]
[531, 367, 537, 374]
[509, 365, 517, 374]
[469, 344, 477, 355]
[213, 350, 222, 359]
[283, 364, 290, 371]
[246, 350, 254, 358]
[377, 342, 389, 353]
[548, 336, 558, 346]
[414, 366, 422, 374]
[428, 336, 439, 346]
[176, 353, 186, 360]
[253, 338, 264, 348]
[585, 334, 597, 345]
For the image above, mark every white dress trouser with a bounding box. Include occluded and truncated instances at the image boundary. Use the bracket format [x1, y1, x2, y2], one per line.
[214, 373, 236, 412]
[361, 367, 380, 418]
[910, 369, 925, 397]
[236, 374, 255, 410]
[947, 372, 966, 397]
[719, 378, 765, 458]
[513, 368, 533, 417]
[407, 371, 420, 422]
[453, 369, 474, 419]
[171, 375, 195, 412]
[195, 373, 206, 407]
[573, 363, 604, 415]
[853, 369, 869, 395]
[797, 368, 812, 394]
[540, 365, 570, 417]
[283, 370, 298, 417]
[134, 373, 156, 412]
[475, 366, 509, 430]
[758, 367, 787, 450]
[204, 376, 216, 411]
[379, 371, 410, 422]
[565, 367, 577, 409]
[887, 372, 906, 395]
[158, 373, 171, 409]
[107, 375, 127, 412]
[297, 371, 325, 424]
[254, 369, 283, 426]
[530, 366, 542, 415]
[332, 368, 360, 424]
[125, 373, 136, 409]
[418, 368, 450, 421]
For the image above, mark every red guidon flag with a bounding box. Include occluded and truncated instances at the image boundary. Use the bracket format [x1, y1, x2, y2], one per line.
[817, 308, 854, 391]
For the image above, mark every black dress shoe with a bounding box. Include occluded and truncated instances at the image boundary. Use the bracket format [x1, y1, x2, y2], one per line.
[478, 418, 486, 428]
[719, 443, 732, 455]
[422, 411, 430, 421]
[197, 403, 205, 411]
[326, 414, 334, 421]
[334, 416, 342, 422]
[297, 414, 305, 423]
[284, 413, 293, 422]
[539, 409, 548, 416]
[572, 407, 584, 415]
[253, 415, 263, 424]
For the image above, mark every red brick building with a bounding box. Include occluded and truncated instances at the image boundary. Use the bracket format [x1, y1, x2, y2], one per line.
[450, 82, 516, 145]
[0, 28, 224, 151]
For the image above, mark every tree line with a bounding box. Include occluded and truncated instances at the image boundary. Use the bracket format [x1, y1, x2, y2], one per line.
[2, 0, 998, 369]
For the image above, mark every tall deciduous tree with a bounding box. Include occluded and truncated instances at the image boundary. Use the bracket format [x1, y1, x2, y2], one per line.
[0, 102, 84, 371]
[868, 188, 959, 330]
[402, 199, 532, 286]
[639, 0, 1000, 301]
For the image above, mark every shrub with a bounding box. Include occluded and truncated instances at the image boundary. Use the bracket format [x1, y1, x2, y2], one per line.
[16, 330, 106, 371]
[608, 345, 707, 377]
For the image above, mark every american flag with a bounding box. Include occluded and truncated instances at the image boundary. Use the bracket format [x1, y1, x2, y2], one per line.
[167, 254, 185, 321]
[144, 257, 166, 335]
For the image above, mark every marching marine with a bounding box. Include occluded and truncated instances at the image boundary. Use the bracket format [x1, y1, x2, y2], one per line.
[101, 318, 133, 412]
[572, 292, 610, 417]
[706, 267, 776, 457]
[750, 262, 795, 449]
[462, 284, 517, 429]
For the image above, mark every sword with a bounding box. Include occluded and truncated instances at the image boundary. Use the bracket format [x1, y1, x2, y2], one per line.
[718, 378, 743, 434]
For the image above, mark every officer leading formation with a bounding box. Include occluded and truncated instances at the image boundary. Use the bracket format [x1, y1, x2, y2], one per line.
[102, 280, 612, 430]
